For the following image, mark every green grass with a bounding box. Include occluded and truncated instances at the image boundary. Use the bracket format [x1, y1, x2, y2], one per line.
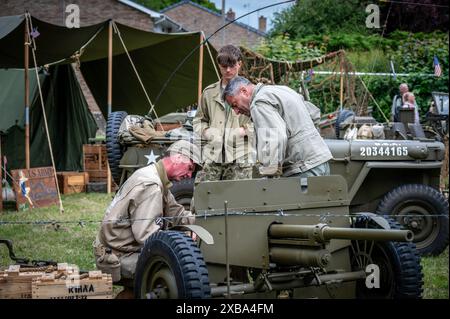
[0, 193, 448, 299]
[0, 193, 112, 271]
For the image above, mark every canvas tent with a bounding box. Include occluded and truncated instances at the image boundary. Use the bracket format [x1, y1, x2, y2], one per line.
[0, 14, 219, 171]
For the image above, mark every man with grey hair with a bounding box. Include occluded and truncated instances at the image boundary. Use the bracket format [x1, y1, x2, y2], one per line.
[392, 83, 420, 122]
[93, 140, 200, 291]
[223, 76, 332, 178]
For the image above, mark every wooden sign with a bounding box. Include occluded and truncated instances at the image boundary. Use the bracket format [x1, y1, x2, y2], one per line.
[11, 167, 58, 210]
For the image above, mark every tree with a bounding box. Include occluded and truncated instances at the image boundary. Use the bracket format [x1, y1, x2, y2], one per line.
[271, 0, 369, 38]
[132, 0, 220, 13]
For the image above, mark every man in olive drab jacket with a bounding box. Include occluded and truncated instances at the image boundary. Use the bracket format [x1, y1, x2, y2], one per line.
[223, 76, 332, 178]
[93, 140, 201, 285]
[193, 45, 255, 182]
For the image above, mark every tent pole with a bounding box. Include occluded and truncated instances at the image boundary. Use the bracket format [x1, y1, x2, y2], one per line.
[339, 53, 344, 111]
[24, 15, 30, 169]
[107, 20, 113, 116]
[107, 20, 113, 194]
[197, 32, 204, 109]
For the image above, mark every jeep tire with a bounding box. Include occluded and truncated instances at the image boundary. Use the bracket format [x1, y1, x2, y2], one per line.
[376, 184, 449, 256]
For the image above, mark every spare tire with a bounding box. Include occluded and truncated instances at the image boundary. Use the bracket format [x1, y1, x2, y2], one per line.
[335, 109, 355, 139]
[170, 178, 194, 210]
[106, 111, 128, 185]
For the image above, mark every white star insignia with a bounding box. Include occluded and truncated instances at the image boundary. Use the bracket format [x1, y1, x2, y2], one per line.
[144, 150, 159, 165]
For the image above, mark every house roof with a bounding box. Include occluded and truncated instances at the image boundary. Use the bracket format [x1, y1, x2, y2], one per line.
[118, 0, 184, 31]
[161, 0, 267, 37]
[118, 0, 162, 18]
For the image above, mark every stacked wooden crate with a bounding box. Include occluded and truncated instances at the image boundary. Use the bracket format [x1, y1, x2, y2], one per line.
[0, 263, 112, 299]
[83, 144, 108, 183]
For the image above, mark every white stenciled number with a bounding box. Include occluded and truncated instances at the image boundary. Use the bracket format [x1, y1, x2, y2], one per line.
[403, 147, 408, 156]
[360, 147, 366, 156]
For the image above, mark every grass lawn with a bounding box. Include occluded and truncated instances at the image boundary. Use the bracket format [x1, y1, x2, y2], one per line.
[0, 193, 448, 299]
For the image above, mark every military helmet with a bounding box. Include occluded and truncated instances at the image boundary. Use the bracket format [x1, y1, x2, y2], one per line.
[166, 140, 202, 166]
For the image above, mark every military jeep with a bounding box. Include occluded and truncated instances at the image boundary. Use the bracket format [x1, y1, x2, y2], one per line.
[106, 111, 448, 256]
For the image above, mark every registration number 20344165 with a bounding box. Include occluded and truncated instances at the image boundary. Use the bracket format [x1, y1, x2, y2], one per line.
[360, 146, 408, 157]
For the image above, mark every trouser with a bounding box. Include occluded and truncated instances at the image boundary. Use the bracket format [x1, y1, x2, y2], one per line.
[195, 162, 253, 183]
[93, 237, 139, 282]
[289, 162, 331, 179]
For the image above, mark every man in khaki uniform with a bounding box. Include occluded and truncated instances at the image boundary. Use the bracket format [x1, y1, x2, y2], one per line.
[223, 76, 332, 178]
[93, 140, 200, 284]
[193, 45, 255, 182]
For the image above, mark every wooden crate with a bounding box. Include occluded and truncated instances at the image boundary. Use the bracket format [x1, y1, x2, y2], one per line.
[83, 144, 108, 182]
[32, 271, 113, 299]
[56, 172, 89, 194]
[0, 265, 56, 299]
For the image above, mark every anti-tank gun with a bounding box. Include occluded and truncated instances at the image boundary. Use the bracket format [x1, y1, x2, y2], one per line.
[133, 175, 423, 299]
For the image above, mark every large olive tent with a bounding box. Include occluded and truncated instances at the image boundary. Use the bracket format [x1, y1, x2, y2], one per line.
[0, 14, 218, 171]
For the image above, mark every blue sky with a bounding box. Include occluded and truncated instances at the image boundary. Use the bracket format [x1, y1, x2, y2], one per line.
[210, 0, 294, 31]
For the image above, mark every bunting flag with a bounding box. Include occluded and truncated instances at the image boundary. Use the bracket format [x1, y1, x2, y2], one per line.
[30, 27, 40, 39]
[434, 55, 442, 77]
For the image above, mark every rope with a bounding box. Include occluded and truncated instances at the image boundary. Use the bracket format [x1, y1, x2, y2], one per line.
[203, 30, 220, 81]
[357, 74, 390, 123]
[111, 21, 162, 127]
[25, 13, 64, 213]
[359, 1, 393, 121]
[153, 0, 297, 106]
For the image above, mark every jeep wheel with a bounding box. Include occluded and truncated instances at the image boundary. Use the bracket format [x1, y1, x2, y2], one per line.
[376, 184, 449, 256]
[106, 111, 128, 185]
[170, 178, 194, 210]
[134, 231, 210, 299]
[351, 217, 423, 299]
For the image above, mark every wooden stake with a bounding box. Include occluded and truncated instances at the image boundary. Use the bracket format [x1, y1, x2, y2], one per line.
[197, 33, 204, 108]
[25, 16, 30, 169]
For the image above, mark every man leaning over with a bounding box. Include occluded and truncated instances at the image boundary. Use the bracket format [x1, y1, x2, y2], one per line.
[223, 76, 332, 179]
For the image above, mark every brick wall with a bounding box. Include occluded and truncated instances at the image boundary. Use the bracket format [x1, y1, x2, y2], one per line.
[1, 0, 154, 30]
[163, 3, 265, 50]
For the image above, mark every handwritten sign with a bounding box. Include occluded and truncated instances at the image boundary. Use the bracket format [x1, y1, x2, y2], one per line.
[11, 167, 58, 210]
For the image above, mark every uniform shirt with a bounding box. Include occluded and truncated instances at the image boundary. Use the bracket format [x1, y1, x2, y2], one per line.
[193, 80, 255, 164]
[250, 84, 333, 176]
[97, 161, 194, 254]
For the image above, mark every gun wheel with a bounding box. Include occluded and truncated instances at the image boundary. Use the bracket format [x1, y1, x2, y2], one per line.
[134, 231, 210, 299]
[350, 216, 424, 299]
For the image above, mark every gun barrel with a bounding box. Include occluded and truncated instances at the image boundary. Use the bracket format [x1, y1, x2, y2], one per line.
[269, 223, 413, 242]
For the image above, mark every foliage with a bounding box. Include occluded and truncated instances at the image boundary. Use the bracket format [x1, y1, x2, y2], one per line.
[297, 33, 395, 53]
[271, 0, 371, 39]
[256, 35, 324, 61]
[132, 0, 220, 12]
